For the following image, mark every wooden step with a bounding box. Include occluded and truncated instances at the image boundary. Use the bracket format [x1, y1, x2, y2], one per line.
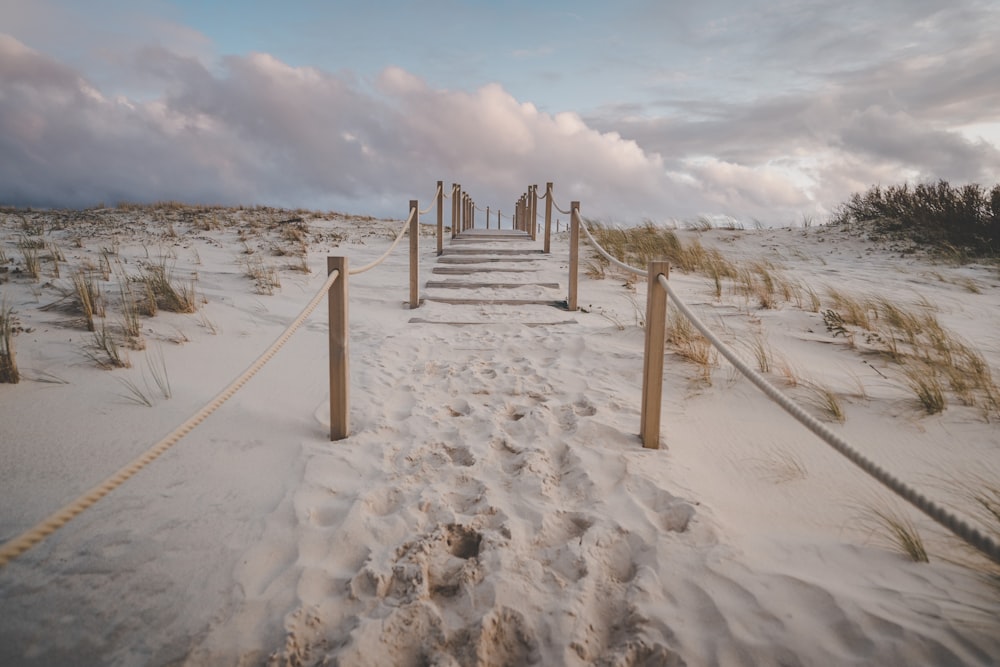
[409, 318, 576, 327]
[441, 248, 544, 256]
[426, 281, 560, 290]
[424, 297, 568, 308]
[437, 257, 539, 264]
[432, 267, 538, 275]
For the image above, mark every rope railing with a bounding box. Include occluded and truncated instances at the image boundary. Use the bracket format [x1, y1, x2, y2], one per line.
[0, 182, 450, 567]
[567, 208, 1000, 564]
[658, 273, 1000, 565]
[0, 267, 344, 567]
[419, 185, 440, 216]
[349, 208, 414, 275]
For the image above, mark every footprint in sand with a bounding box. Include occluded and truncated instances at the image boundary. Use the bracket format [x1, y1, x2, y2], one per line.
[445, 445, 476, 467]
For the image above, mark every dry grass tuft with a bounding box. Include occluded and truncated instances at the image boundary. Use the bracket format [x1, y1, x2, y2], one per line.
[0, 300, 19, 383]
[139, 258, 198, 313]
[860, 501, 929, 563]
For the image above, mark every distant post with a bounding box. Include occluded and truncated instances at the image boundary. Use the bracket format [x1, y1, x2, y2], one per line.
[486, 206, 491, 230]
[640, 261, 670, 449]
[568, 201, 580, 311]
[543, 182, 553, 253]
[409, 200, 419, 309]
[436, 180, 444, 256]
[328, 256, 349, 441]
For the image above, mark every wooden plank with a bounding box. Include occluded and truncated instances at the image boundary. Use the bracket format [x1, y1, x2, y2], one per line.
[425, 281, 560, 289]
[441, 248, 544, 255]
[437, 257, 538, 264]
[424, 297, 568, 308]
[408, 318, 576, 327]
[432, 267, 537, 275]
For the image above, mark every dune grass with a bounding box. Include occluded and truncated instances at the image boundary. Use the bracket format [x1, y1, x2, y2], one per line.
[0, 300, 19, 384]
[861, 500, 930, 563]
[139, 258, 198, 313]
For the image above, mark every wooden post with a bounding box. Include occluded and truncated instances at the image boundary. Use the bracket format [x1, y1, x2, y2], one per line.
[452, 184, 460, 238]
[409, 200, 419, 309]
[530, 185, 538, 241]
[640, 261, 670, 449]
[486, 206, 490, 230]
[543, 182, 553, 253]
[568, 201, 580, 311]
[328, 256, 349, 441]
[436, 180, 444, 256]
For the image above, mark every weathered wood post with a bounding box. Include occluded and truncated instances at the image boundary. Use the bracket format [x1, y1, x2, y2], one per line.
[328, 256, 349, 441]
[452, 184, 460, 239]
[640, 261, 670, 449]
[543, 182, 553, 253]
[486, 206, 491, 230]
[436, 180, 444, 256]
[409, 200, 419, 309]
[568, 201, 580, 311]
[530, 185, 538, 241]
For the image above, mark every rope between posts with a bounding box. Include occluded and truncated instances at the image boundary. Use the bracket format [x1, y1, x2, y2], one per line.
[349, 209, 414, 275]
[552, 200, 571, 215]
[419, 185, 441, 215]
[579, 220, 649, 278]
[657, 274, 1000, 565]
[0, 268, 343, 568]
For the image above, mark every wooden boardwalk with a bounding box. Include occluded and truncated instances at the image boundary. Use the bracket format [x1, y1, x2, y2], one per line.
[410, 228, 574, 326]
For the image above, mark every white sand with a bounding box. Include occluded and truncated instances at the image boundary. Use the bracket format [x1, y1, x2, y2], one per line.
[1, 206, 998, 666]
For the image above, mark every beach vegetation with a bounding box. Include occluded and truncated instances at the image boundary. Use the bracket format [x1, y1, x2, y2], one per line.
[0, 300, 19, 383]
[832, 180, 1000, 258]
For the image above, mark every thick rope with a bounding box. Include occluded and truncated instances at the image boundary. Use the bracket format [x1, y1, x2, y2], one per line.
[0, 269, 343, 568]
[657, 274, 1000, 565]
[579, 221, 649, 277]
[552, 200, 571, 215]
[419, 185, 441, 216]
[348, 209, 414, 275]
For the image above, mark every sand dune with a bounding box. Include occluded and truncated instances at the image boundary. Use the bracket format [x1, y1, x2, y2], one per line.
[1, 207, 998, 665]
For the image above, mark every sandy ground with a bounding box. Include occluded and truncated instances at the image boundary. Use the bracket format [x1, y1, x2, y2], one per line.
[0, 204, 998, 666]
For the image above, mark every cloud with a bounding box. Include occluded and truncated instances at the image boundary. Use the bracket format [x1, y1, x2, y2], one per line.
[0, 35, 684, 219]
[3, 0, 1000, 228]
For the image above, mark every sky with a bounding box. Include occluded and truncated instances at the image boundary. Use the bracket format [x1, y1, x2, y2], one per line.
[2, 0, 999, 224]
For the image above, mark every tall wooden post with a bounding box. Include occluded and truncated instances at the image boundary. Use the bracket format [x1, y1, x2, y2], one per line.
[486, 206, 491, 230]
[409, 200, 419, 309]
[640, 261, 670, 449]
[568, 201, 580, 311]
[436, 180, 444, 256]
[452, 184, 460, 239]
[328, 256, 349, 441]
[530, 185, 538, 241]
[544, 182, 553, 253]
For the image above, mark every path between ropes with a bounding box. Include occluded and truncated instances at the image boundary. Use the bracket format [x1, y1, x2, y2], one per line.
[408, 227, 577, 327]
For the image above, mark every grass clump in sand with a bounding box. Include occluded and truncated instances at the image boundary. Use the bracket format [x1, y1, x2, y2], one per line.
[17, 237, 42, 281]
[821, 291, 999, 417]
[861, 500, 930, 563]
[87, 321, 130, 370]
[139, 258, 198, 313]
[0, 300, 19, 383]
[245, 255, 281, 295]
[665, 304, 717, 383]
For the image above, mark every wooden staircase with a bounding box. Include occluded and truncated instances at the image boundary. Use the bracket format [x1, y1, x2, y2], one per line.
[409, 228, 575, 326]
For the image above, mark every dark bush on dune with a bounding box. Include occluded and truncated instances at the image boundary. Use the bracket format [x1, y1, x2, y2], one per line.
[833, 180, 1000, 258]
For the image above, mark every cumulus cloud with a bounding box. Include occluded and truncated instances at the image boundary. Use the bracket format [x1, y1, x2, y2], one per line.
[0, 35, 688, 220]
[3, 0, 1000, 227]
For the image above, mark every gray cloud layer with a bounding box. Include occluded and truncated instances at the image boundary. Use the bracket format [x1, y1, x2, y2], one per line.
[2, 0, 1000, 225]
